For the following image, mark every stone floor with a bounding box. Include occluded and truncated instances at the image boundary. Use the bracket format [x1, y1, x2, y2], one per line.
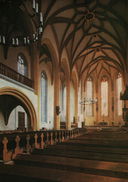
[1, 128, 128, 182]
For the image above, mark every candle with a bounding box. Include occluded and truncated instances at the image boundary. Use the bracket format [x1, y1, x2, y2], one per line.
[3, 36, 5, 44]
[33, 33, 35, 39]
[33, 0, 35, 9]
[27, 37, 30, 44]
[40, 12, 43, 22]
[36, 3, 38, 13]
[24, 37, 27, 44]
[36, 35, 38, 40]
[16, 38, 19, 45]
[12, 38, 15, 45]
[39, 27, 43, 34]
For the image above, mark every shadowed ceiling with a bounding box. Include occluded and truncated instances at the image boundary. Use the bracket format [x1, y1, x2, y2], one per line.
[0, 0, 127, 78]
[42, 0, 128, 78]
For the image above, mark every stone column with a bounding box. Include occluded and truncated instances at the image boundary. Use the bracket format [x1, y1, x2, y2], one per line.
[29, 45, 39, 130]
[95, 78, 99, 124]
[94, 79, 98, 126]
[66, 79, 71, 130]
[54, 70, 60, 130]
[31, 46, 40, 94]
[75, 87, 78, 127]
[121, 71, 128, 126]
[81, 81, 85, 126]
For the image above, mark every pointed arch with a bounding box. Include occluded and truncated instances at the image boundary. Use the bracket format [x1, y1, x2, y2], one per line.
[41, 38, 59, 67]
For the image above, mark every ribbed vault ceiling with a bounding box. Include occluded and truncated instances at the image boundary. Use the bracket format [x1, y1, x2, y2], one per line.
[42, 0, 128, 77]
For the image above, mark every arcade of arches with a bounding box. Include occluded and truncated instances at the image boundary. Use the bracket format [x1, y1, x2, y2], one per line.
[0, 0, 128, 132]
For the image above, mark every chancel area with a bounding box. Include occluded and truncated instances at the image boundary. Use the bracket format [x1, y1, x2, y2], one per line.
[0, 0, 128, 181]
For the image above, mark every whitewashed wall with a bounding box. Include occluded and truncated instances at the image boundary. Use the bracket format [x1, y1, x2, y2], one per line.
[0, 77, 38, 130]
[0, 106, 27, 131]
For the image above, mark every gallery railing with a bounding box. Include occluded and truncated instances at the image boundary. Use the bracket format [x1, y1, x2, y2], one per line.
[0, 128, 84, 162]
[0, 63, 34, 88]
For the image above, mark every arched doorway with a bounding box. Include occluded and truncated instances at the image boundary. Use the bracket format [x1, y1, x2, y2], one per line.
[0, 87, 37, 131]
[8, 105, 28, 131]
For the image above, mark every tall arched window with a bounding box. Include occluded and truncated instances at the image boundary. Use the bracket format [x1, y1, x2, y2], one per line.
[17, 54, 27, 76]
[101, 76, 108, 116]
[41, 72, 48, 123]
[60, 83, 66, 121]
[70, 82, 75, 122]
[86, 77, 93, 116]
[116, 73, 122, 116]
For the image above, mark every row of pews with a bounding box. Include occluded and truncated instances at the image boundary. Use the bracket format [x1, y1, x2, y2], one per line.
[1, 127, 128, 181]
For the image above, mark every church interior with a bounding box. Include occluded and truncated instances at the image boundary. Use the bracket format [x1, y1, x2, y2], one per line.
[0, 0, 128, 181]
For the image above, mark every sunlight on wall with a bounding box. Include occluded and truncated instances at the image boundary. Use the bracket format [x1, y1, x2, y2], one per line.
[101, 78, 108, 116]
[116, 74, 122, 116]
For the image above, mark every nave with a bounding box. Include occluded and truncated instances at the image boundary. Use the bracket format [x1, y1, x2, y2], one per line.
[1, 128, 128, 182]
[0, 1, 128, 181]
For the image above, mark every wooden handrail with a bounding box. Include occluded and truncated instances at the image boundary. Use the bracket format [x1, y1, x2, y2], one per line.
[0, 63, 34, 88]
[0, 128, 83, 162]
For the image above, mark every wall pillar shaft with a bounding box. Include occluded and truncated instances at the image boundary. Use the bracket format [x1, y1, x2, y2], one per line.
[75, 87, 78, 125]
[66, 80, 71, 130]
[54, 71, 60, 130]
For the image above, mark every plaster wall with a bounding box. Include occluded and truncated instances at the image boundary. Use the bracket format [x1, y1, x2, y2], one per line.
[0, 106, 27, 131]
[0, 46, 31, 78]
[0, 77, 38, 129]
